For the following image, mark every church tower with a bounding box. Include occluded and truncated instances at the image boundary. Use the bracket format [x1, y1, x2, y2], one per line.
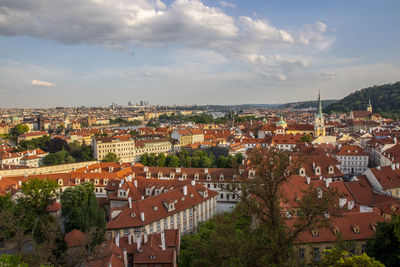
[314, 91, 326, 137]
[367, 98, 373, 113]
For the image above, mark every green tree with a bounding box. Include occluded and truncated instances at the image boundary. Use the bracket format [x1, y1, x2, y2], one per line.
[300, 134, 312, 143]
[319, 246, 384, 267]
[0, 254, 28, 267]
[366, 217, 400, 267]
[60, 183, 106, 245]
[140, 153, 149, 166]
[157, 153, 166, 167]
[42, 150, 68, 165]
[11, 124, 30, 137]
[102, 152, 120, 162]
[166, 155, 180, 167]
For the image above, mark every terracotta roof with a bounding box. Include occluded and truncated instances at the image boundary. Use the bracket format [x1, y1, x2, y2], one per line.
[65, 229, 86, 247]
[337, 145, 368, 156]
[370, 165, 400, 190]
[46, 201, 61, 212]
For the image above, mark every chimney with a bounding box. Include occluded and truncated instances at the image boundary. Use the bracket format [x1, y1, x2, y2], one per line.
[128, 234, 132, 245]
[396, 163, 399, 169]
[183, 185, 187, 196]
[140, 212, 145, 222]
[306, 177, 311, 184]
[128, 197, 132, 209]
[115, 232, 120, 247]
[137, 236, 141, 251]
[18, 181, 22, 186]
[161, 230, 166, 251]
[176, 167, 181, 173]
[134, 179, 138, 187]
[123, 249, 128, 267]
[144, 234, 148, 244]
[392, 164, 396, 171]
[377, 166, 381, 171]
[394, 137, 397, 144]
[325, 178, 331, 188]
[204, 168, 208, 174]
[191, 180, 195, 186]
[312, 162, 315, 169]
[348, 200, 354, 210]
[144, 166, 149, 172]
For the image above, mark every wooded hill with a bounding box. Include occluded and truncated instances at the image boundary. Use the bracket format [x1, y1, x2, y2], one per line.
[278, 99, 337, 110]
[324, 82, 400, 118]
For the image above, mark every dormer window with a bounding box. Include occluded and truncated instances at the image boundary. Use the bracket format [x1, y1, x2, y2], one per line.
[104, 179, 108, 185]
[219, 174, 224, 181]
[311, 229, 318, 237]
[170, 172, 175, 179]
[144, 166, 149, 172]
[371, 223, 377, 232]
[75, 178, 80, 184]
[206, 174, 211, 181]
[248, 169, 255, 178]
[182, 173, 187, 180]
[118, 190, 127, 197]
[315, 166, 321, 175]
[194, 173, 199, 180]
[332, 226, 340, 235]
[130, 212, 136, 218]
[85, 178, 90, 183]
[153, 206, 158, 211]
[232, 175, 237, 181]
[352, 225, 360, 234]
[328, 166, 334, 174]
[58, 179, 63, 186]
[94, 179, 99, 185]
[299, 168, 305, 176]
[146, 172, 151, 179]
[158, 172, 163, 178]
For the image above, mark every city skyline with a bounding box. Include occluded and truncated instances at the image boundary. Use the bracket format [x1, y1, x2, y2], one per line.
[1, 0, 400, 108]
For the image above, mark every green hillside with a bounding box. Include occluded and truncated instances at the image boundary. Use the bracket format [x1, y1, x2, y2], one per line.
[324, 82, 400, 117]
[278, 99, 337, 110]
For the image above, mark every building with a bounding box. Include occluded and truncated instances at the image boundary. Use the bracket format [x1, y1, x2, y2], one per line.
[92, 136, 136, 162]
[336, 145, 369, 175]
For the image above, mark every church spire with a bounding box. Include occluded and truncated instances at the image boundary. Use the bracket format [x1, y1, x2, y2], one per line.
[316, 90, 323, 118]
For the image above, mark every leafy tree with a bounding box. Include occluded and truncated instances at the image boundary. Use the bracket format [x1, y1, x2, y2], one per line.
[42, 150, 68, 165]
[102, 152, 120, 162]
[65, 155, 76, 163]
[48, 137, 70, 153]
[140, 153, 149, 166]
[60, 183, 106, 245]
[366, 217, 400, 267]
[18, 178, 59, 217]
[166, 155, 180, 167]
[300, 134, 312, 143]
[319, 246, 384, 267]
[0, 254, 28, 267]
[157, 153, 166, 167]
[11, 124, 29, 137]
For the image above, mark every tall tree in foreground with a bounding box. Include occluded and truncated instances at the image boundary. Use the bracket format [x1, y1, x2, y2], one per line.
[180, 147, 343, 266]
[239, 147, 342, 265]
[60, 183, 106, 246]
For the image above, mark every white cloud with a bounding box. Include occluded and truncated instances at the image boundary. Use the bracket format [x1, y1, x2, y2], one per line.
[219, 1, 236, 8]
[31, 79, 55, 87]
[0, 0, 335, 82]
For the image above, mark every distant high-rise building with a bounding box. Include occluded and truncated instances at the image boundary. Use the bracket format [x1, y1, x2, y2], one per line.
[128, 101, 132, 106]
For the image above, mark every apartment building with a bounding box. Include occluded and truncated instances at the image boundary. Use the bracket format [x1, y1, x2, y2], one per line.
[336, 145, 369, 175]
[92, 136, 136, 162]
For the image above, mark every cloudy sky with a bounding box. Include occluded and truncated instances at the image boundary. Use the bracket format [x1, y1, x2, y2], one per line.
[0, 0, 399, 107]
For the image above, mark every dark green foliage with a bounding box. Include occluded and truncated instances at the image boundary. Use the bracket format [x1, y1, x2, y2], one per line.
[17, 135, 50, 151]
[70, 143, 94, 161]
[110, 118, 142, 126]
[324, 81, 400, 116]
[42, 150, 68, 165]
[366, 217, 400, 267]
[102, 152, 120, 162]
[300, 134, 312, 143]
[48, 137, 70, 153]
[60, 183, 106, 245]
[278, 100, 337, 110]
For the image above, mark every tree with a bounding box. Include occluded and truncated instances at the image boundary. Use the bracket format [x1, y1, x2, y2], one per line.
[48, 137, 70, 153]
[240, 147, 342, 265]
[319, 246, 384, 267]
[166, 155, 180, 167]
[140, 153, 149, 166]
[102, 152, 120, 162]
[11, 124, 29, 137]
[300, 134, 312, 143]
[18, 178, 59, 217]
[157, 153, 166, 167]
[366, 218, 400, 267]
[42, 150, 68, 165]
[0, 254, 28, 267]
[60, 183, 106, 245]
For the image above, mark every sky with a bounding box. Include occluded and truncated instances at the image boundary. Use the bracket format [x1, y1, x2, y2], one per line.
[0, 0, 399, 108]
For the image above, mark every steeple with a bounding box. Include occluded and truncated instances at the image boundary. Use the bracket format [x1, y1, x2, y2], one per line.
[316, 90, 323, 118]
[367, 97, 373, 113]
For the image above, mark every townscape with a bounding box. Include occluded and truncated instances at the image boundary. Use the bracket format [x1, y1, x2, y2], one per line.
[1, 0, 400, 266]
[1, 87, 400, 266]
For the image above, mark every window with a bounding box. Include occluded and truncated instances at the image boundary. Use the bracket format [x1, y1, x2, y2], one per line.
[313, 247, 320, 261]
[124, 229, 130, 236]
[298, 248, 305, 260]
[164, 219, 168, 229]
[157, 221, 161, 232]
[149, 223, 153, 233]
[220, 193, 224, 199]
